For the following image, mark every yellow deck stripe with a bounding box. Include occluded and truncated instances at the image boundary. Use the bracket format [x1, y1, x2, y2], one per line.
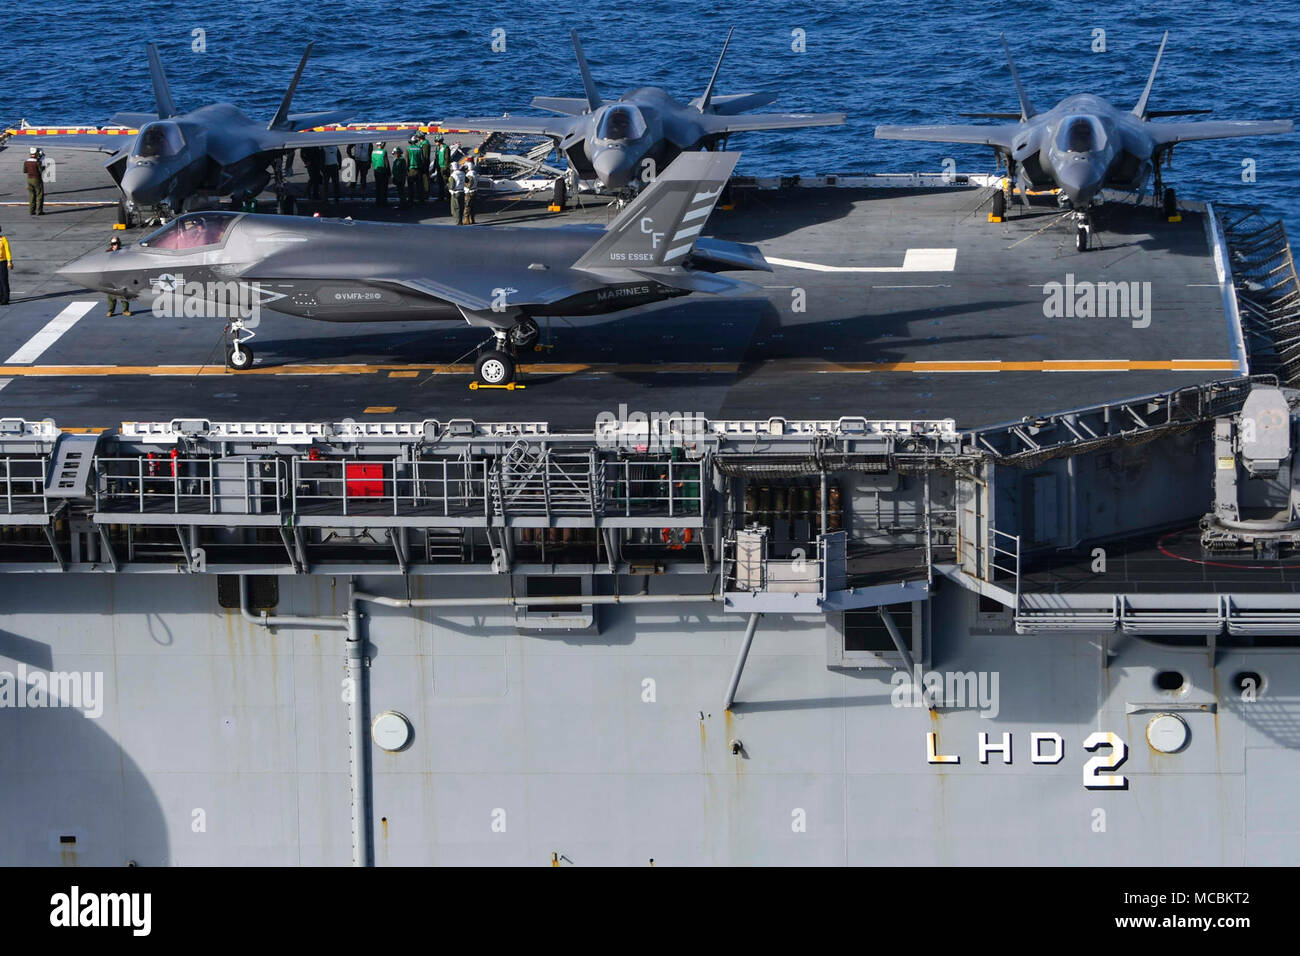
[0, 359, 1242, 377]
[363, 406, 397, 414]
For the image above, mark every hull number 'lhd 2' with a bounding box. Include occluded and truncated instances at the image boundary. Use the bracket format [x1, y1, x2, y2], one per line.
[927, 731, 1129, 790]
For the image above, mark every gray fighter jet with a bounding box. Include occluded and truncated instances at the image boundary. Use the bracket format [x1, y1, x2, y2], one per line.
[875, 33, 1293, 250]
[28, 42, 390, 226]
[57, 151, 767, 385]
[440, 28, 845, 193]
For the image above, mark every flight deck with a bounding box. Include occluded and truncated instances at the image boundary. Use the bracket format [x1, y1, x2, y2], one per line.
[0, 150, 1245, 431]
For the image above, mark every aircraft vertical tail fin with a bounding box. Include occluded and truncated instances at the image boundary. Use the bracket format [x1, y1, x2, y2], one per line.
[571, 30, 603, 112]
[572, 151, 740, 272]
[269, 43, 315, 130]
[697, 27, 736, 113]
[999, 35, 1036, 120]
[1133, 31, 1170, 117]
[145, 43, 179, 119]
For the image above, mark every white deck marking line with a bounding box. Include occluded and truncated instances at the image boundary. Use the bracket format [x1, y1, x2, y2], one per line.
[0, 379, 11, 393]
[5, 301, 97, 364]
[767, 248, 957, 273]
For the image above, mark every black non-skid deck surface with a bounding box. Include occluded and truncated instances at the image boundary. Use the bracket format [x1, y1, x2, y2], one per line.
[1019, 530, 1300, 594]
[0, 151, 1242, 431]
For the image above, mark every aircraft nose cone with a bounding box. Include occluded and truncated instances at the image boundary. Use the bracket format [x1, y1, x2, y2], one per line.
[1056, 160, 1103, 206]
[120, 164, 163, 207]
[591, 148, 631, 189]
[56, 251, 119, 293]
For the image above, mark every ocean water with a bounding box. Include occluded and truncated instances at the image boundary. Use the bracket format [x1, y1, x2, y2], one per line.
[6, 0, 1299, 229]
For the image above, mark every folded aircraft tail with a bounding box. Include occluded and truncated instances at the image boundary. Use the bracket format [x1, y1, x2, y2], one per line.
[1133, 31, 1170, 117]
[145, 43, 179, 119]
[269, 43, 315, 130]
[572, 151, 740, 272]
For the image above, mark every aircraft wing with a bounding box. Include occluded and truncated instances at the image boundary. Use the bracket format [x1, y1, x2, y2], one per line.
[1148, 119, 1293, 147]
[436, 116, 579, 139]
[6, 132, 135, 154]
[531, 97, 598, 116]
[286, 110, 356, 130]
[381, 274, 578, 313]
[874, 123, 1021, 149]
[263, 128, 418, 151]
[106, 112, 157, 127]
[697, 92, 779, 115]
[702, 112, 846, 134]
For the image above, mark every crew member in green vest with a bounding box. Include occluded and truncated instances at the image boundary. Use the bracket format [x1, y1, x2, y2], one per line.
[417, 132, 432, 203]
[432, 135, 451, 202]
[406, 135, 425, 203]
[391, 147, 409, 208]
[371, 142, 390, 208]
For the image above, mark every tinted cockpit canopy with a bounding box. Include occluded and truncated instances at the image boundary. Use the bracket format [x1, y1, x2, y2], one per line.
[140, 212, 239, 250]
[1057, 115, 1107, 153]
[595, 105, 647, 142]
[132, 121, 186, 159]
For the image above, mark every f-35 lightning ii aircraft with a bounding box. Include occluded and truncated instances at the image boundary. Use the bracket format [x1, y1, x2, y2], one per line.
[441, 28, 845, 193]
[58, 151, 768, 385]
[875, 33, 1293, 250]
[27, 42, 389, 226]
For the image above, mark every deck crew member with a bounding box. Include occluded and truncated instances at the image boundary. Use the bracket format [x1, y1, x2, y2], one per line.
[391, 147, 409, 208]
[104, 236, 131, 316]
[418, 131, 432, 202]
[403, 134, 423, 204]
[321, 144, 341, 202]
[23, 147, 45, 216]
[432, 134, 451, 201]
[302, 146, 324, 200]
[348, 142, 371, 198]
[448, 162, 466, 224]
[0, 226, 11, 306]
[371, 142, 390, 207]
[462, 159, 478, 224]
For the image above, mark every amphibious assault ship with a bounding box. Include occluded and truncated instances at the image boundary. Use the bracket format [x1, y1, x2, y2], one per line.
[1, 146, 1298, 866]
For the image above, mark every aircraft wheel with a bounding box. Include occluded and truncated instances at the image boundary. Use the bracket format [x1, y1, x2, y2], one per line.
[475, 349, 515, 386]
[1163, 187, 1178, 219]
[552, 177, 567, 209]
[277, 194, 297, 216]
[510, 317, 540, 349]
[1075, 226, 1089, 252]
[117, 198, 131, 228]
[226, 344, 255, 370]
[991, 190, 1006, 220]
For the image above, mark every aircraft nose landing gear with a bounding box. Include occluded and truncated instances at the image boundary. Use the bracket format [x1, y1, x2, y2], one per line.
[224, 318, 256, 370]
[1073, 210, 1093, 252]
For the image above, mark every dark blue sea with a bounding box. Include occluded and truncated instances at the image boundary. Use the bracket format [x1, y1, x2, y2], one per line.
[7, 0, 1298, 229]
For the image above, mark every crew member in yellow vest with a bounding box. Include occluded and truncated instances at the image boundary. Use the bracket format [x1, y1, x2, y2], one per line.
[0, 226, 12, 305]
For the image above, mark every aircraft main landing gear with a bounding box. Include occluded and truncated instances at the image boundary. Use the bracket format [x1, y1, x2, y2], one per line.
[475, 349, 515, 386]
[473, 319, 538, 386]
[510, 316, 540, 350]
